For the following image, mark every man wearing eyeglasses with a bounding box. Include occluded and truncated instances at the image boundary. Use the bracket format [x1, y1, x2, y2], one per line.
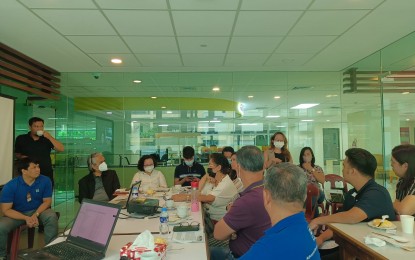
[78, 152, 120, 203]
[0, 158, 58, 260]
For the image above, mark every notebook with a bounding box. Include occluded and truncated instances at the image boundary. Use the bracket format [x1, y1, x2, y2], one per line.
[116, 180, 142, 209]
[19, 199, 121, 260]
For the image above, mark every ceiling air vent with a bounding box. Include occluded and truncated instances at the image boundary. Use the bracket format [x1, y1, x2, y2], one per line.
[291, 86, 313, 90]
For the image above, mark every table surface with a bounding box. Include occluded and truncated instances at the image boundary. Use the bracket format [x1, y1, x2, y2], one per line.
[329, 221, 415, 259]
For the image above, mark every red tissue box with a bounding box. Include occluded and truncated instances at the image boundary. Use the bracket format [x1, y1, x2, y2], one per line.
[120, 242, 167, 260]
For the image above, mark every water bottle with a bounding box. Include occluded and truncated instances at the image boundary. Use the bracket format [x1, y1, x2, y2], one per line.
[132, 186, 139, 199]
[159, 207, 169, 237]
[191, 181, 199, 212]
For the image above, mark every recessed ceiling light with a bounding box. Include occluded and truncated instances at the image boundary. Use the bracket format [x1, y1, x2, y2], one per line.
[133, 80, 141, 83]
[274, 96, 280, 99]
[291, 103, 319, 109]
[212, 87, 220, 91]
[111, 58, 122, 64]
[106, 111, 112, 115]
[158, 124, 168, 127]
[317, 111, 322, 114]
[402, 92, 410, 94]
[326, 120, 330, 122]
[406, 118, 410, 121]
[161, 106, 166, 109]
[248, 95, 254, 98]
[301, 119, 314, 122]
[151, 96, 157, 99]
[326, 94, 338, 98]
[166, 111, 172, 114]
[266, 115, 280, 118]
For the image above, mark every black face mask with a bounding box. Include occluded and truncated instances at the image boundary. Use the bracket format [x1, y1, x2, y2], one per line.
[207, 168, 216, 178]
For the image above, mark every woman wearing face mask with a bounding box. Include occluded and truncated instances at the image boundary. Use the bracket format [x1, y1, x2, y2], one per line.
[391, 144, 415, 216]
[173, 153, 237, 222]
[78, 152, 120, 203]
[131, 155, 167, 192]
[299, 147, 325, 213]
[264, 131, 293, 169]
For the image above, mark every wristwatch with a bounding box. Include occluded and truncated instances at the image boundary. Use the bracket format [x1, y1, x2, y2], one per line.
[36, 212, 40, 217]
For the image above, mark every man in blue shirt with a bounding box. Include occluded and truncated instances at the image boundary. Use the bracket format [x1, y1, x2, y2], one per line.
[240, 163, 320, 259]
[0, 158, 58, 259]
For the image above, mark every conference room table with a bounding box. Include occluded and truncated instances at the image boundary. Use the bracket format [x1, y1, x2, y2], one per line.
[51, 192, 208, 259]
[328, 221, 415, 260]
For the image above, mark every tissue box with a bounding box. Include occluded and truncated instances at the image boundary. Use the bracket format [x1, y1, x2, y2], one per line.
[120, 242, 167, 260]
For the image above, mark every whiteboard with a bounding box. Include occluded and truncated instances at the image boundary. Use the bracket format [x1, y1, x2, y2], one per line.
[0, 95, 15, 186]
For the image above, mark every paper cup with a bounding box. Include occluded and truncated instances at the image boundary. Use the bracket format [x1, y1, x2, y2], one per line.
[165, 199, 174, 208]
[177, 206, 188, 218]
[400, 215, 414, 234]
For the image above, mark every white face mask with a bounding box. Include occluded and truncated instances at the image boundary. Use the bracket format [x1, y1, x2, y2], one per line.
[273, 141, 285, 149]
[303, 156, 312, 163]
[144, 165, 154, 172]
[98, 162, 108, 172]
[184, 160, 194, 166]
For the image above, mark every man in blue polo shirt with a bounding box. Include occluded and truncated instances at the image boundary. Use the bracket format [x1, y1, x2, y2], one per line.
[0, 158, 58, 259]
[240, 163, 320, 259]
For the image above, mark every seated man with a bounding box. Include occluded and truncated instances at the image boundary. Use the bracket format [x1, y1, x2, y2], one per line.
[174, 146, 206, 186]
[0, 158, 58, 259]
[241, 163, 320, 259]
[310, 148, 396, 246]
[78, 152, 120, 203]
[212, 146, 271, 259]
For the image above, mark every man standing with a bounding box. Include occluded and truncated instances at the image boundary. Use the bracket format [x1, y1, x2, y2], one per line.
[78, 152, 120, 203]
[0, 158, 58, 259]
[174, 146, 206, 186]
[15, 117, 64, 185]
[241, 163, 320, 259]
[310, 148, 396, 245]
[212, 146, 271, 259]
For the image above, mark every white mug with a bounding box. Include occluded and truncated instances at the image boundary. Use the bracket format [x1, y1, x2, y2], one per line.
[36, 130, 44, 136]
[165, 199, 174, 208]
[177, 206, 188, 218]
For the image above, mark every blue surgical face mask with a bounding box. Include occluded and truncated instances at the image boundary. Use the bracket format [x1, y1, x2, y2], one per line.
[184, 159, 194, 166]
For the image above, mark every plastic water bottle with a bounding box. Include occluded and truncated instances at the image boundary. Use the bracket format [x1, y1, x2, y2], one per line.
[132, 186, 139, 199]
[159, 207, 169, 237]
[191, 181, 199, 212]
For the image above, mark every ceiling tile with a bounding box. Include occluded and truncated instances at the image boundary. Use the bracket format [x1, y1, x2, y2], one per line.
[67, 36, 130, 53]
[178, 37, 229, 53]
[104, 10, 174, 36]
[225, 54, 269, 66]
[229, 37, 283, 53]
[96, 0, 167, 9]
[234, 11, 302, 36]
[88, 54, 141, 67]
[265, 53, 314, 66]
[136, 54, 182, 67]
[172, 11, 236, 36]
[182, 54, 225, 66]
[170, 0, 239, 10]
[33, 10, 116, 35]
[290, 10, 369, 35]
[21, 0, 96, 8]
[241, 0, 312, 10]
[277, 36, 336, 53]
[124, 36, 178, 53]
[310, 0, 383, 10]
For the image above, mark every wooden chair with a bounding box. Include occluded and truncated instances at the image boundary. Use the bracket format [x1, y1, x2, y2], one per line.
[7, 224, 35, 260]
[305, 183, 320, 222]
[324, 174, 348, 215]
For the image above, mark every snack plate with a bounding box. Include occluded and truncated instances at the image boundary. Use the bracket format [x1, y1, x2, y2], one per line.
[367, 220, 397, 230]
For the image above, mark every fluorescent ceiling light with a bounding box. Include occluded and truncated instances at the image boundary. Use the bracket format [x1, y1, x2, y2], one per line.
[274, 96, 280, 99]
[111, 58, 122, 64]
[276, 125, 286, 127]
[166, 111, 173, 114]
[248, 95, 254, 98]
[238, 123, 257, 126]
[199, 120, 221, 123]
[291, 103, 319, 109]
[301, 119, 314, 122]
[158, 124, 168, 126]
[161, 106, 166, 109]
[198, 126, 215, 129]
[106, 111, 112, 115]
[266, 115, 280, 118]
[133, 80, 141, 83]
[212, 87, 220, 91]
[402, 92, 410, 94]
[151, 96, 157, 99]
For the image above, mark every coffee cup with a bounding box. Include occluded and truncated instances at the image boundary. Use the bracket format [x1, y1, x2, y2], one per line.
[400, 215, 414, 234]
[177, 205, 188, 218]
[36, 130, 44, 136]
[165, 199, 174, 208]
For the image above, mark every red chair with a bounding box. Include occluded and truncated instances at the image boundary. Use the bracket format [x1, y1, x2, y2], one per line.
[305, 183, 320, 222]
[324, 174, 348, 215]
[7, 224, 35, 260]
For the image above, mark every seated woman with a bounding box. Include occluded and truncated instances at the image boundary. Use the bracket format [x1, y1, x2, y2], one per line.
[172, 153, 238, 222]
[391, 144, 415, 216]
[299, 147, 325, 215]
[131, 155, 167, 192]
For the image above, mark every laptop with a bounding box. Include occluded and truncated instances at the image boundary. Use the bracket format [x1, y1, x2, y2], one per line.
[19, 199, 121, 260]
[116, 180, 142, 209]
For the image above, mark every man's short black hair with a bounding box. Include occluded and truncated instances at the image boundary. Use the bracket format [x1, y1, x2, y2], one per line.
[182, 146, 195, 159]
[28, 117, 44, 126]
[222, 146, 234, 154]
[16, 157, 39, 175]
[345, 148, 377, 178]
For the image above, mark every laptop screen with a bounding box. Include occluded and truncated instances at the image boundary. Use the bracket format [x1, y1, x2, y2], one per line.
[70, 200, 120, 246]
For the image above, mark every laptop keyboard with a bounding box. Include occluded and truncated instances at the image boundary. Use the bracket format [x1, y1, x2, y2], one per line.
[44, 242, 99, 260]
